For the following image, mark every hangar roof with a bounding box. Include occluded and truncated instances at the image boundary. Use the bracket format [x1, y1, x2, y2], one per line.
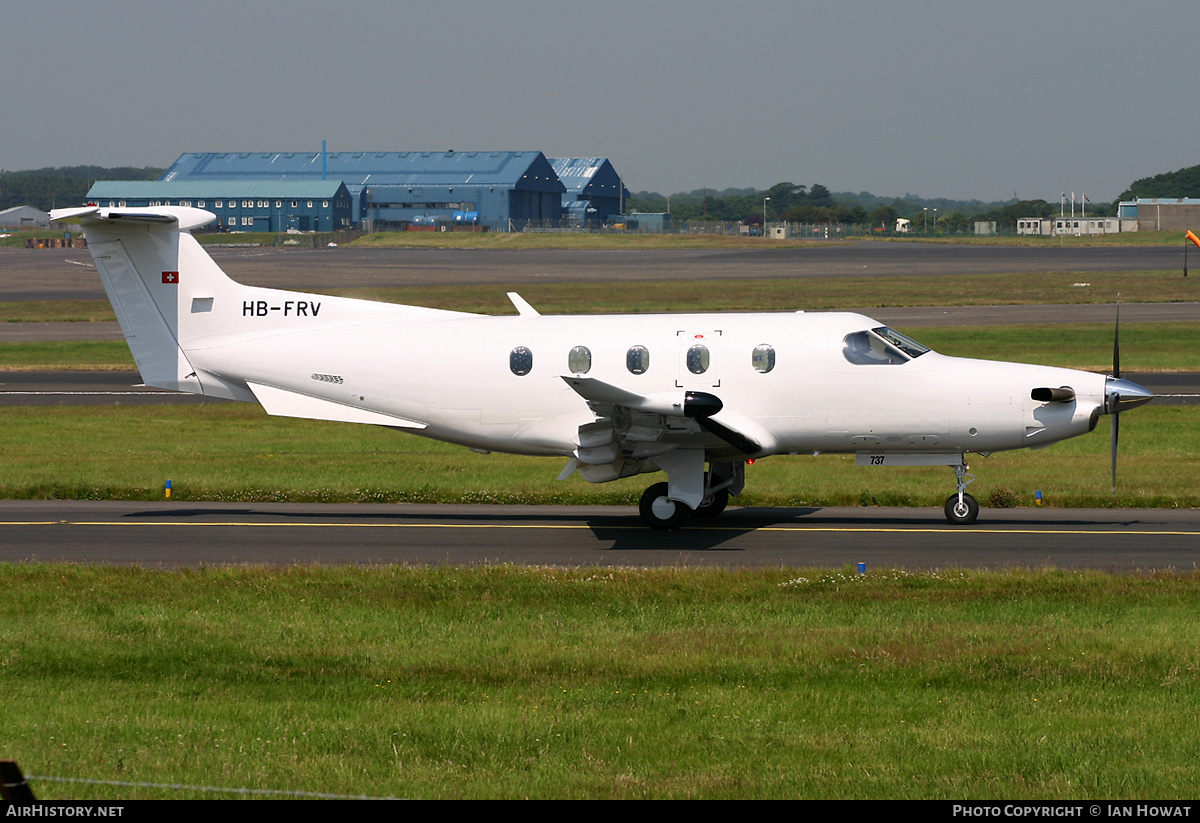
[162, 151, 564, 193]
[87, 180, 348, 199]
[548, 157, 627, 200]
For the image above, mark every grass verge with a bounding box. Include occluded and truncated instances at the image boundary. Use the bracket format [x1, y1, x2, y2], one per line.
[5, 271, 1198, 323]
[1, 404, 1195, 508]
[4, 565, 1199, 799]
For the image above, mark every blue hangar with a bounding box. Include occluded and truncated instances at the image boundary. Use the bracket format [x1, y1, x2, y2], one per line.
[84, 180, 354, 233]
[157, 150, 573, 231]
[550, 157, 629, 226]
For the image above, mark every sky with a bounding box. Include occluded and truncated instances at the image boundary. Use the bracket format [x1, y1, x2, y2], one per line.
[3, 0, 1196, 203]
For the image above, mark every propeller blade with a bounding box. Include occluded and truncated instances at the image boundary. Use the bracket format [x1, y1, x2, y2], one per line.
[1113, 296, 1121, 378]
[1111, 403, 1119, 492]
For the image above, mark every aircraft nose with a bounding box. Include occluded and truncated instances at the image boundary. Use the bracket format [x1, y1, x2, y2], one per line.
[1105, 376, 1155, 414]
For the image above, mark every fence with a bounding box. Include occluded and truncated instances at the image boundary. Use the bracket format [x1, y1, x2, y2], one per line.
[513, 219, 881, 238]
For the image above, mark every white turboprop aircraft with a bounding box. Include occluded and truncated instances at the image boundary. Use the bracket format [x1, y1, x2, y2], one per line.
[51, 205, 1154, 528]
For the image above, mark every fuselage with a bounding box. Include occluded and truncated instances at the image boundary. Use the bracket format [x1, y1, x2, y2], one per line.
[180, 299, 1109, 460]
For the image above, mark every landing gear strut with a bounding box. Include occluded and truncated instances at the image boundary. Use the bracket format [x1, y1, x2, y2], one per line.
[944, 461, 978, 525]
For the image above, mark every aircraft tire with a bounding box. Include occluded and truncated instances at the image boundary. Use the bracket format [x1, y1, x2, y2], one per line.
[694, 488, 729, 518]
[639, 482, 691, 529]
[943, 493, 979, 525]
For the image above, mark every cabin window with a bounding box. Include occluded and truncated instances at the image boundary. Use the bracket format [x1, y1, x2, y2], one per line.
[752, 344, 775, 373]
[510, 346, 533, 376]
[626, 345, 650, 375]
[568, 345, 592, 374]
[686, 344, 710, 374]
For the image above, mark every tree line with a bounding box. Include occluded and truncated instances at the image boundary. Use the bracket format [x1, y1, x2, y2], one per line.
[628, 182, 1120, 232]
[1119, 163, 1200, 201]
[0, 166, 163, 213]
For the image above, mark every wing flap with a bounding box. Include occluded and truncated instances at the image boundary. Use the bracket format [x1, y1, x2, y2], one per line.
[558, 375, 773, 487]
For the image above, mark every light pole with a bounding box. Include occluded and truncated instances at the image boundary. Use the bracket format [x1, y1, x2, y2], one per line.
[923, 207, 928, 234]
[932, 208, 938, 235]
[763, 196, 770, 237]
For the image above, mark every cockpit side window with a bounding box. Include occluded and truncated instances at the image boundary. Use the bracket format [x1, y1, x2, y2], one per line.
[843, 330, 908, 365]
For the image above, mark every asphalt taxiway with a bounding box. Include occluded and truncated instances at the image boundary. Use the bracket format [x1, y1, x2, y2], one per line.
[2, 500, 1197, 570]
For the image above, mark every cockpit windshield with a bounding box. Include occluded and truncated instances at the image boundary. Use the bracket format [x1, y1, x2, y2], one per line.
[843, 326, 931, 365]
[873, 326, 930, 359]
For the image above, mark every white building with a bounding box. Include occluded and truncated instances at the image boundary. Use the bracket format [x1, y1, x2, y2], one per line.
[1016, 218, 1053, 236]
[1053, 217, 1119, 236]
[0, 205, 50, 229]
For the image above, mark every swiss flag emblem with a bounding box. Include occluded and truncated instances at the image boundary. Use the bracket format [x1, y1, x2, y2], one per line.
[162, 271, 179, 284]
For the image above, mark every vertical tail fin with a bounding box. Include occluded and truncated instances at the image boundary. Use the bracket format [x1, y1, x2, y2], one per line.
[50, 206, 239, 395]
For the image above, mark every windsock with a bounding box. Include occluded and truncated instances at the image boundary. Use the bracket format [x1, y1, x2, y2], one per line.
[1187, 230, 1200, 249]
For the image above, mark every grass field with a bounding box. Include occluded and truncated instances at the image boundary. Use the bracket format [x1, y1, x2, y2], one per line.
[1, 403, 1194, 509]
[4, 565, 1199, 799]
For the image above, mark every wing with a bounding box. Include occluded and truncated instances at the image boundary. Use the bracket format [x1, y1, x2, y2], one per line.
[558, 375, 770, 485]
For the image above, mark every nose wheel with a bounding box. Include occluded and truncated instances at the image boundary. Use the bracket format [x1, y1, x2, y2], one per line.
[944, 492, 979, 525]
[944, 461, 979, 525]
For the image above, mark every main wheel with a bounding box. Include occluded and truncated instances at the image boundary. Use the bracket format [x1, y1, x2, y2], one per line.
[639, 482, 691, 529]
[944, 493, 979, 525]
[694, 488, 729, 518]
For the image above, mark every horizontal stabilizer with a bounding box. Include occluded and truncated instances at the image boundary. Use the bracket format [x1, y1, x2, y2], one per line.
[247, 382, 425, 429]
[50, 205, 217, 231]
